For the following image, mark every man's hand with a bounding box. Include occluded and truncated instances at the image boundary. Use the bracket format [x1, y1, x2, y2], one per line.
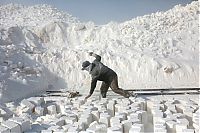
[85, 94, 91, 100]
[88, 52, 93, 56]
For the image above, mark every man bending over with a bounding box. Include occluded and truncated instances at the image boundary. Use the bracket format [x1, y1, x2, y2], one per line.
[81, 52, 132, 99]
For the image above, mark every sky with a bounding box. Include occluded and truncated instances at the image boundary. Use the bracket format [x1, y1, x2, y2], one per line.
[0, 0, 192, 25]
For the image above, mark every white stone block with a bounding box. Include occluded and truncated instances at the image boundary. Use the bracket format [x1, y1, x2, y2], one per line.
[152, 110, 163, 124]
[182, 129, 194, 133]
[154, 122, 166, 133]
[74, 121, 86, 131]
[0, 125, 10, 133]
[0, 108, 6, 115]
[89, 121, 98, 128]
[86, 123, 102, 133]
[154, 121, 165, 129]
[193, 122, 199, 130]
[127, 117, 141, 124]
[1, 120, 21, 133]
[41, 130, 53, 133]
[67, 126, 79, 133]
[135, 97, 146, 110]
[62, 124, 72, 131]
[20, 99, 35, 112]
[129, 124, 143, 133]
[107, 101, 115, 116]
[177, 118, 189, 127]
[34, 106, 44, 115]
[48, 125, 60, 131]
[175, 104, 184, 113]
[79, 131, 90, 133]
[99, 113, 111, 127]
[0, 117, 3, 123]
[54, 129, 65, 133]
[136, 110, 147, 124]
[154, 128, 167, 133]
[28, 97, 44, 106]
[107, 125, 123, 133]
[52, 118, 65, 126]
[175, 123, 188, 133]
[195, 128, 199, 133]
[64, 116, 77, 124]
[110, 117, 121, 127]
[91, 110, 100, 121]
[115, 112, 127, 121]
[47, 105, 57, 114]
[166, 120, 176, 133]
[9, 117, 31, 132]
[96, 124, 107, 133]
[122, 120, 132, 133]
[167, 105, 177, 113]
[79, 114, 93, 128]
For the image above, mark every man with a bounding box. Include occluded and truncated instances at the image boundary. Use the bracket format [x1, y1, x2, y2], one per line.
[81, 52, 132, 99]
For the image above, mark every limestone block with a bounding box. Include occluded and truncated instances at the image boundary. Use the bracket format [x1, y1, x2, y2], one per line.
[34, 106, 44, 115]
[183, 108, 193, 118]
[122, 120, 132, 133]
[67, 126, 79, 133]
[99, 113, 111, 127]
[136, 110, 147, 124]
[52, 118, 65, 126]
[182, 129, 194, 133]
[41, 130, 53, 133]
[154, 122, 166, 133]
[47, 105, 57, 114]
[54, 129, 65, 133]
[96, 124, 107, 133]
[152, 110, 163, 124]
[91, 110, 100, 121]
[175, 104, 184, 113]
[193, 122, 199, 130]
[175, 123, 188, 133]
[107, 125, 123, 133]
[164, 109, 172, 117]
[1, 120, 21, 133]
[28, 97, 44, 106]
[20, 99, 35, 112]
[135, 97, 147, 110]
[129, 123, 144, 133]
[48, 125, 60, 131]
[0, 117, 3, 123]
[110, 117, 121, 127]
[195, 129, 199, 133]
[64, 116, 77, 124]
[0, 125, 10, 133]
[115, 112, 127, 121]
[177, 118, 189, 127]
[167, 105, 177, 113]
[166, 120, 176, 133]
[107, 101, 115, 116]
[127, 117, 141, 124]
[154, 128, 167, 133]
[74, 121, 86, 131]
[86, 122, 102, 133]
[79, 114, 93, 128]
[62, 124, 72, 131]
[9, 117, 31, 132]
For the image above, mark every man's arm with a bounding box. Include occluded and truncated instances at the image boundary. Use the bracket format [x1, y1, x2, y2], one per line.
[89, 52, 101, 62]
[85, 78, 97, 100]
